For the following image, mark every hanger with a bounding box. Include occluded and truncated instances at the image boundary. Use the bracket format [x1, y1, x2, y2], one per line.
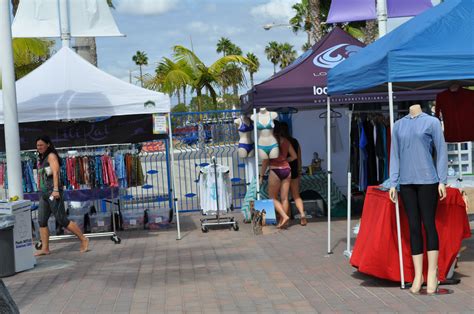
[319, 109, 342, 119]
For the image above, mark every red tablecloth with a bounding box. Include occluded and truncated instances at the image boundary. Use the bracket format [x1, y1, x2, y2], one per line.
[351, 186, 471, 282]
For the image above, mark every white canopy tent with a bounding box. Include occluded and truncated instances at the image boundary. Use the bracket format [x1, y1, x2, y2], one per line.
[0, 47, 169, 123]
[0, 47, 183, 239]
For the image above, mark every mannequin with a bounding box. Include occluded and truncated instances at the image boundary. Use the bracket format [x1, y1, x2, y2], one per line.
[234, 115, 255, 158]
[389, 104, 448, 295]
[251, 108, 279, 160]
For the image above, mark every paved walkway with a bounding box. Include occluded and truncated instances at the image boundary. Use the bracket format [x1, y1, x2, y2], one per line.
[3, 214, 474, 313]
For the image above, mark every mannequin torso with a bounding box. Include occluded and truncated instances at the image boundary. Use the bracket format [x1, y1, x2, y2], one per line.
[251, 108, 279, 159]
[234, 116, 255, 158]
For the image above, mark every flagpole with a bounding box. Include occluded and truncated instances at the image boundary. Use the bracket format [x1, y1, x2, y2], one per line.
[0, 0, 23, 199]
[377, 0, 388, 37]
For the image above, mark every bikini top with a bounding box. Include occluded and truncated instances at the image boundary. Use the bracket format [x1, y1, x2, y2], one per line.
[257, 116, 274, 130]
[238, 121, 254, 132]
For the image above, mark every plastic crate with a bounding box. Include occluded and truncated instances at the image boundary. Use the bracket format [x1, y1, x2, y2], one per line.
[145, 209, 170, 230]
[90, 213, 112, 233]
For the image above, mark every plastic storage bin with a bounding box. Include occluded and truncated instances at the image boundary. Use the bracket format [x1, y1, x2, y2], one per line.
[90, 213, 111, 233]
[122, 211, 144, 230]
[145, 209, 170, 230]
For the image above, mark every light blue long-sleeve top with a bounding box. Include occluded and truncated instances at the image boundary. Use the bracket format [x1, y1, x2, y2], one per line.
[389, 113, 447, 188]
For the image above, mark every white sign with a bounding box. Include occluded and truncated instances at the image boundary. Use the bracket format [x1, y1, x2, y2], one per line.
[153, 114, 168, 134]
[155, 217, 163, 223]
[130, 219, 137, 226]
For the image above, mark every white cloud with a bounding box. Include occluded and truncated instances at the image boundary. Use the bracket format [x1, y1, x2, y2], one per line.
[187, 21, 210, 33]
[116, 0, 177, 15]
[250, 0, 297, 22]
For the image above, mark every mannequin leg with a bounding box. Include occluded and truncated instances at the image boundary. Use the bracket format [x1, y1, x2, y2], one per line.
[410, 254, 424, 294]
[427, 250, 439, 294]
[418, 184, 440, 294]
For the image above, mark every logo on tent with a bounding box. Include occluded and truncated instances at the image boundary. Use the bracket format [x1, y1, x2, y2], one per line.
[313, 44, 361, 69]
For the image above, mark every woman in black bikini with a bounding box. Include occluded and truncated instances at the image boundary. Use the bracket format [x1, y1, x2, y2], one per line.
[260, 122, 297, 229]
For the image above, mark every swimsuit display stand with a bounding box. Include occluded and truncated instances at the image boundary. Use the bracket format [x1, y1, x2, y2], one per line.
[199, 157, 239, 233]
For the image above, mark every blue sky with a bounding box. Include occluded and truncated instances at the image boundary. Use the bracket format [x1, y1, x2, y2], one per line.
[95, 0, 306, 96]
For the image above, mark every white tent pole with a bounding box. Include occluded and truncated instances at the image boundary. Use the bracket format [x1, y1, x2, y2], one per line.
[457, 143, 463, 181]
[389, 82, 405, 289]
[168, 114, 181, 240]
[59, 0, 71, 48]
[345, 172, 352, 256]
[253, 108, 260, 200]
[377, 0, 388, 37]
[344, 110, 353, 258]
[327, 96, 332, 255]
[0, 0, 23, 199]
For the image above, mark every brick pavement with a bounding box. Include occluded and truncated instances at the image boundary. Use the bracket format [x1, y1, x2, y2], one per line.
[3, 214, 473, 313]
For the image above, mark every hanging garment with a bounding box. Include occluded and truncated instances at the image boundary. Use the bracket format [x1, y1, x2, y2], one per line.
[199, 164, 232, 215]
[324, 116, 344, 153]
[350, 118, 360, 187]
[363, 120, 378, 186]
[358, 122, 368, 191]
[435, 88, 474, 142]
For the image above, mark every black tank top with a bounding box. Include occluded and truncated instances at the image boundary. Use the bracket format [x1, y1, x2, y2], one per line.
[287, 137, 299, 172]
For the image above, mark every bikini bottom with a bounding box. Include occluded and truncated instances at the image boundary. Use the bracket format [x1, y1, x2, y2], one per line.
[271, 168, 291, 180]
[258, 143, 278, 155]
[238, 142, 254, 153]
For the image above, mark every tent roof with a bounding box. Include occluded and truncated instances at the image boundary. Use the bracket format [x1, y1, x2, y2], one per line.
[0, 47, 170, 124]
[241, 27, 437, 111]
[328, 0, 474, 95]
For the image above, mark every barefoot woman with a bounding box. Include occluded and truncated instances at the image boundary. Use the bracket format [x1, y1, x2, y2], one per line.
[35, 136, 89, 256]
[260, 122, 297, 229]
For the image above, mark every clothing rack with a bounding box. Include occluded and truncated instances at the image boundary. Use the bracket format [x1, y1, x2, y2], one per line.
[199, 157, 239, 232]
[27, 144, 135, 246]
[344, 106, 410, 258]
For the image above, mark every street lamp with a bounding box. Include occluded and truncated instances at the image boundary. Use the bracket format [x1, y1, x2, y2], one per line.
[263, 23, 291, 31]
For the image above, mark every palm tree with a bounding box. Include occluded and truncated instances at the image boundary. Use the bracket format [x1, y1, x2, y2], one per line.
[173, 45, 250, 111]
[279, 43, 297, 69]
[302, 42, 312, 52]
[244, 53, 260, 87]
[144, 58, 194, 104]
[216, 37, 233, 57]
[12, 38, 53, 79]
[264, 41, 281, 74]
[132, 51, 148, 87]
[290, 0, 312, 47]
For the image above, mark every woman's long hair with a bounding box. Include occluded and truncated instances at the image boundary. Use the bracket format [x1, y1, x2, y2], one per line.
[36, 136, 61, 166]
[273, 120, 285, 145]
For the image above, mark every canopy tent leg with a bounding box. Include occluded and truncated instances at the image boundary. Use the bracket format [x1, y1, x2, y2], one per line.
[327, 97, 333, 255]
[253, 108, 260, 200]
[0, 0, 23, 200]
[168, 114, 181, 240]
[457, 143, 463, 182]
[389, 82, 405, 289]
[344, 109, 353, 259]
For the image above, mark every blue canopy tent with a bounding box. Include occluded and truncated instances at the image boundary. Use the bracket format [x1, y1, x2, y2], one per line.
[326, 0, 474, 288]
